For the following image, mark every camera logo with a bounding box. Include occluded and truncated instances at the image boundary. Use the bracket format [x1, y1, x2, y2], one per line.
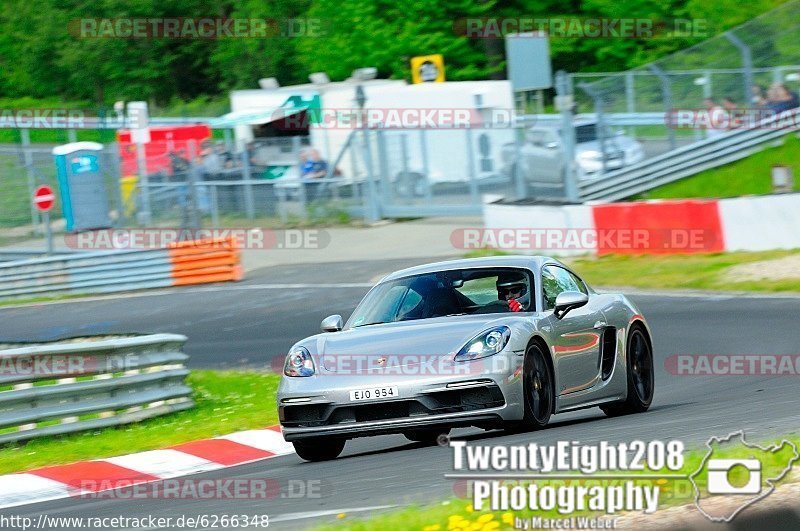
[706, 459, 761, 495]
[690, 431, 798, 522]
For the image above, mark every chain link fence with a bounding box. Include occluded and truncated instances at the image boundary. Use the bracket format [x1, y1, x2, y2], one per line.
[572, 1, 800, 141]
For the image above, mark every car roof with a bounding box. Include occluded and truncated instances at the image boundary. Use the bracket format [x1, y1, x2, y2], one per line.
[381, 255, 557, 282]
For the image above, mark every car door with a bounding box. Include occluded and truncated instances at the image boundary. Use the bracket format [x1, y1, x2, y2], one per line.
[541, 265, 605, 395]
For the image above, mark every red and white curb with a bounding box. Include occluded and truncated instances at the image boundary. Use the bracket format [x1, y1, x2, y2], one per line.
[0, 426, 295, 509]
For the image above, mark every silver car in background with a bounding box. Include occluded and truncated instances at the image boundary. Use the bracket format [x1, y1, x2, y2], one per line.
[277, 256, 655, 461]
[501, 120, 645, 186]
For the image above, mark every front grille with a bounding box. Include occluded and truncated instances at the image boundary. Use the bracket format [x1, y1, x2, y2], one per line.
[280, 384, 505, 428]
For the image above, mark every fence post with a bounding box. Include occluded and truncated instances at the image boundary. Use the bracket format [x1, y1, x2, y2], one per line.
[555, 71, 579, 203]
[361, 129, 380, 223]
[185, 140, 201, 229]
[210, 185, 220, 226]
[625, 71, 636, 114]
[136, 142, 151, 225]
[724, 31, 754, 109]
[647, 64, 677, 151]
[20, 129, 41, 232]
[419, 129, 433, 200]
[578, 82, 610, 174]
[465, 128, 480, 205]
[241, 149, 255, 220]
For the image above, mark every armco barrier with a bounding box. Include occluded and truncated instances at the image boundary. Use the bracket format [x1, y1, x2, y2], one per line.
[0, 236, 242, 299]
[483, 194, 800, 255]
[0, 334, 192, 444]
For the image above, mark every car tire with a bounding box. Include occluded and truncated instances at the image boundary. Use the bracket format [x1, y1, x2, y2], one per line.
[601, 324, 654, 417]
[509, 342, 554, 431]
[403, 428, 450, 445]
[292, 438, 346, 462]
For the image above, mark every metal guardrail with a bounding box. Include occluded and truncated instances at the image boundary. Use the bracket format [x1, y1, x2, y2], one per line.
[0, 334, 192, 444]
[520, 112, 667, 127]
[0, 237, 242, 299]
[580, 108, 800, 202]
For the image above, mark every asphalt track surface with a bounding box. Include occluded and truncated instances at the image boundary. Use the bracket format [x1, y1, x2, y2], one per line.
[2, 258, 800, 529]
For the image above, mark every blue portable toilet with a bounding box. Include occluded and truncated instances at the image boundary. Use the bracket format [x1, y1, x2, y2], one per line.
[53, 142, 111, 232]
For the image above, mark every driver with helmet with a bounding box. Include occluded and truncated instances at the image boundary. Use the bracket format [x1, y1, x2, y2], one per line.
[496, 273, 530, 312]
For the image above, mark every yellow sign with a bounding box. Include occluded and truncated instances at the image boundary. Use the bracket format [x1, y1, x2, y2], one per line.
[411, 54, 445, 83]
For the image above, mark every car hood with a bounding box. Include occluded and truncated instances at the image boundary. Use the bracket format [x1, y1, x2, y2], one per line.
[311, 314, 514, 373]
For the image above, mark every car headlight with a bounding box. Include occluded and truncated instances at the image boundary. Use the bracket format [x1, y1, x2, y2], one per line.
[284, 346, 315, 377]
[454, 326, 511, 362]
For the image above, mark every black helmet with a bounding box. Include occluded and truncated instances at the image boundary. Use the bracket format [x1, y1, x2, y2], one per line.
[496, 273, 529, 309]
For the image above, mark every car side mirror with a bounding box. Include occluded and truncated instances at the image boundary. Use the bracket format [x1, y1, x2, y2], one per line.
[554, 291, 589, 319]
[321, 314, 343, 332]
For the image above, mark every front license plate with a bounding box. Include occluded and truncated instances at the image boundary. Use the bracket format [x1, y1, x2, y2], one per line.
[349, 386, 399, 401]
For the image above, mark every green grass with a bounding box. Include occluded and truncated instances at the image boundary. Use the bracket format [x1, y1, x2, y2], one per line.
[465, 249, 800, 293]
[641, 135, 800, 200]
[323, 434, 800, 530]
[569, 250, 800, 292]
[0, 370, 280, 475]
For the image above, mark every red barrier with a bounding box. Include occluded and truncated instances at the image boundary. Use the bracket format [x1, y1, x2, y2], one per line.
[591, 200, 725, 255]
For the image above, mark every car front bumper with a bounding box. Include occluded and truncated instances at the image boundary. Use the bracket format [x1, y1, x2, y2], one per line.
[277, 355, 525, 441]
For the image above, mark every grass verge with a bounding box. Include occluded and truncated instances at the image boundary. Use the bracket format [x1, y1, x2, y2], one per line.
[322, 434, 800, 530]
[0, 370, 280, 475]
[465, 248, 800, 293]
[640, 135, 800, 200]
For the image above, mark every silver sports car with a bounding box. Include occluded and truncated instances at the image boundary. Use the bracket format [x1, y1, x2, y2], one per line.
[277, 256, 654, 461]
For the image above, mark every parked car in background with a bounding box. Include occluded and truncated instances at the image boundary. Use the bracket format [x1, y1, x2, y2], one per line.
[501, 120, 645, 186]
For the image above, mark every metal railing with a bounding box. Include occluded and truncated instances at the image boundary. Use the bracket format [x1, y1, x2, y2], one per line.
[0, 237, 242, 300]
[579, 108, 800, 202]
[0, 334, 192, 444]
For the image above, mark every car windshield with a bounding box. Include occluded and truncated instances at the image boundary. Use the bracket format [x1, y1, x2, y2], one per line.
[572, 123, 618, 143]
[347, 267, 533, 328]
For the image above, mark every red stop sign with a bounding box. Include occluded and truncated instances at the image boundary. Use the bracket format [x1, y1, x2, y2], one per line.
[34, 185, 55, 212]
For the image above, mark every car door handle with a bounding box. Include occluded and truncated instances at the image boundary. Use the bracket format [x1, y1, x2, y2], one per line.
[593, 321, 607, 329]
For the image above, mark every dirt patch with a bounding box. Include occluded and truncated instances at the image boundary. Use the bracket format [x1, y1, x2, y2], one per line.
[724, 254, 800, 282]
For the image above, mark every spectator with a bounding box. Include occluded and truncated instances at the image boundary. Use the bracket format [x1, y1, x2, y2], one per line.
[751, 84, 767, 107]
[200, 141, 222, 177]
[299, 148, 329, 203]
[702, 98, 727, 138]
[766, 83, 800, 113]
[721, 96, 737, 111]
[301, 148, 328, 179]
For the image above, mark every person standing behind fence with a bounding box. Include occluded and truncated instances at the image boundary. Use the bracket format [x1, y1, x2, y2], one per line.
[300, 148, 328, 202]
[702, 98, 727, 138]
